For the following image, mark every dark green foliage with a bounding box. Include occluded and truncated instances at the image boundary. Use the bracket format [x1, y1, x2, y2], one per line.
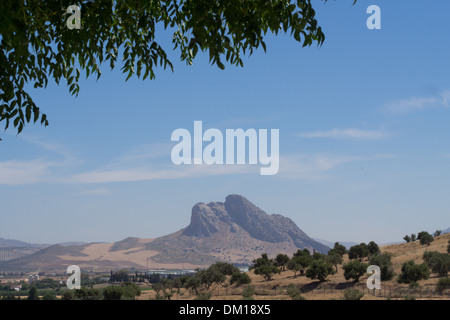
[312, 252, 325, 260]
[417, 231, 434, 245]
[196, 267, 226, 290]
[369, 252, 395, 281]
[403, 235, 411, 243]
[242, 285, 255, 300]
[447, 239, 450, 254]
[183, 262, 242, 295]
[102, 282, 141, 300]
[183, 274, 202, 295]
[250, 253, 281, 281]
[61, 290, 74, 300]
[343, 260, 368, 282]
[434, 230, 442, 237]
[325, 253, 343, 272]
[0, 0, 342, 138]
[423, 251, 449, 277]
[294, 249, 312, 258]
[27, 286, 38, 300]
[209, 262, 240, 276]
[348, 243, 370, 261]
[305, 259, 335, 282]
[286, 284, 306, 300]
[275, 253, 290, 271]
[287, 252, 312, 277]
[397, 260, 430, 284]
[42, 292, 57, 300]
[230, 272, 251, 286]
[411, 234, 417, 242]
[437, 277, 450, 293]
[367, 241, 380, 256]
[74, 287, 102, 300]
[343, 288, 364, 300]
[110, 269, 130, 282]
[327, 242, 347, 258]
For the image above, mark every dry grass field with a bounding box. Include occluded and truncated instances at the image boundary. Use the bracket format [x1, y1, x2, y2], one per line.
[137, 233, 450, 300]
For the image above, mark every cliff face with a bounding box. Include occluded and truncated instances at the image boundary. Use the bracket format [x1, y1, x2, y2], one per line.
[177, 194, 329, 259]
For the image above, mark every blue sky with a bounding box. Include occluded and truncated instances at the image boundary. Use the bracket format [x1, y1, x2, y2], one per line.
[1, 0, 450, 245]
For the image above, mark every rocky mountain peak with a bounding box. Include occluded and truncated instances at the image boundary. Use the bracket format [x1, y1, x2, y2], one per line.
[181, 194, 329, 254]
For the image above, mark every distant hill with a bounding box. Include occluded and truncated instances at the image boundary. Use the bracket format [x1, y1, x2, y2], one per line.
[313, 238, 358, 250]
[0, 194, 329, 272]
[443, 227, 450, 234]
[0, 237, 49, 248]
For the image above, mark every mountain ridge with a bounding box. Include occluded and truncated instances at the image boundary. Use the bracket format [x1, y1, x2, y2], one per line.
[1, 194, 328, 271]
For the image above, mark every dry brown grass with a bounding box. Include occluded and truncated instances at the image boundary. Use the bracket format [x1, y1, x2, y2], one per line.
[137, 233, 450, 300]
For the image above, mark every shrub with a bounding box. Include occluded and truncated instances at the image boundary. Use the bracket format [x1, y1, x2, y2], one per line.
[369, 252, 395, 281]
[343, 260, 368, 282]
[327, 242, 347, 258]
[326, 253, 343, 272]
[27, 286, 39, 300]
[242, 286, 255, 300]
[305, 259, 335, 282]
[343, 288, 364, 300]
[397, 260, 430, 284]
[437, 277, 450, 293]
[102, 282, 140, 300]
[42, 292, 57, 300]
[230, 272, 251, 286]
[403, 235, 411, 243]
[348, 243, 370, 261]
[286, 284, 306, 300]
[423, 251, 449, 277]
[209, 262, 240, 276]
[275, 254, 290, 271]
[417, 231, 434, 245]
[287, 255, 312, 277]
[367, 241, 380, 256]
[250, 254, 281, 281]
[61, 290, 74, 300]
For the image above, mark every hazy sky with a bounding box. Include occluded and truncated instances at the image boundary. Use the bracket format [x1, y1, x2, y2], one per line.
[1, 1, 449, 245]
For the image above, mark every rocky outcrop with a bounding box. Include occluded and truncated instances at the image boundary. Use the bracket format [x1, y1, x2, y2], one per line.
[181, 194, 329, 253]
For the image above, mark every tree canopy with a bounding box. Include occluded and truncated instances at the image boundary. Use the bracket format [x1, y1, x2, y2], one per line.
[0, 0, 355, 138]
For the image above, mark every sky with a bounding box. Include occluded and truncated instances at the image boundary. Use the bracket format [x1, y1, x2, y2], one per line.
[1, 0, 450, 245]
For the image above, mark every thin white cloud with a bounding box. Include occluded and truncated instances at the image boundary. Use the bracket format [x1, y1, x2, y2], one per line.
[0, 137, 79, 185]
[72, 164, 257, 184]
[298, 128, 387, 140]
[277, 153, 395, 180]
[277, 154, 365, 180]
[0, 159, 57, 185]
[382, 90, 450, 115]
